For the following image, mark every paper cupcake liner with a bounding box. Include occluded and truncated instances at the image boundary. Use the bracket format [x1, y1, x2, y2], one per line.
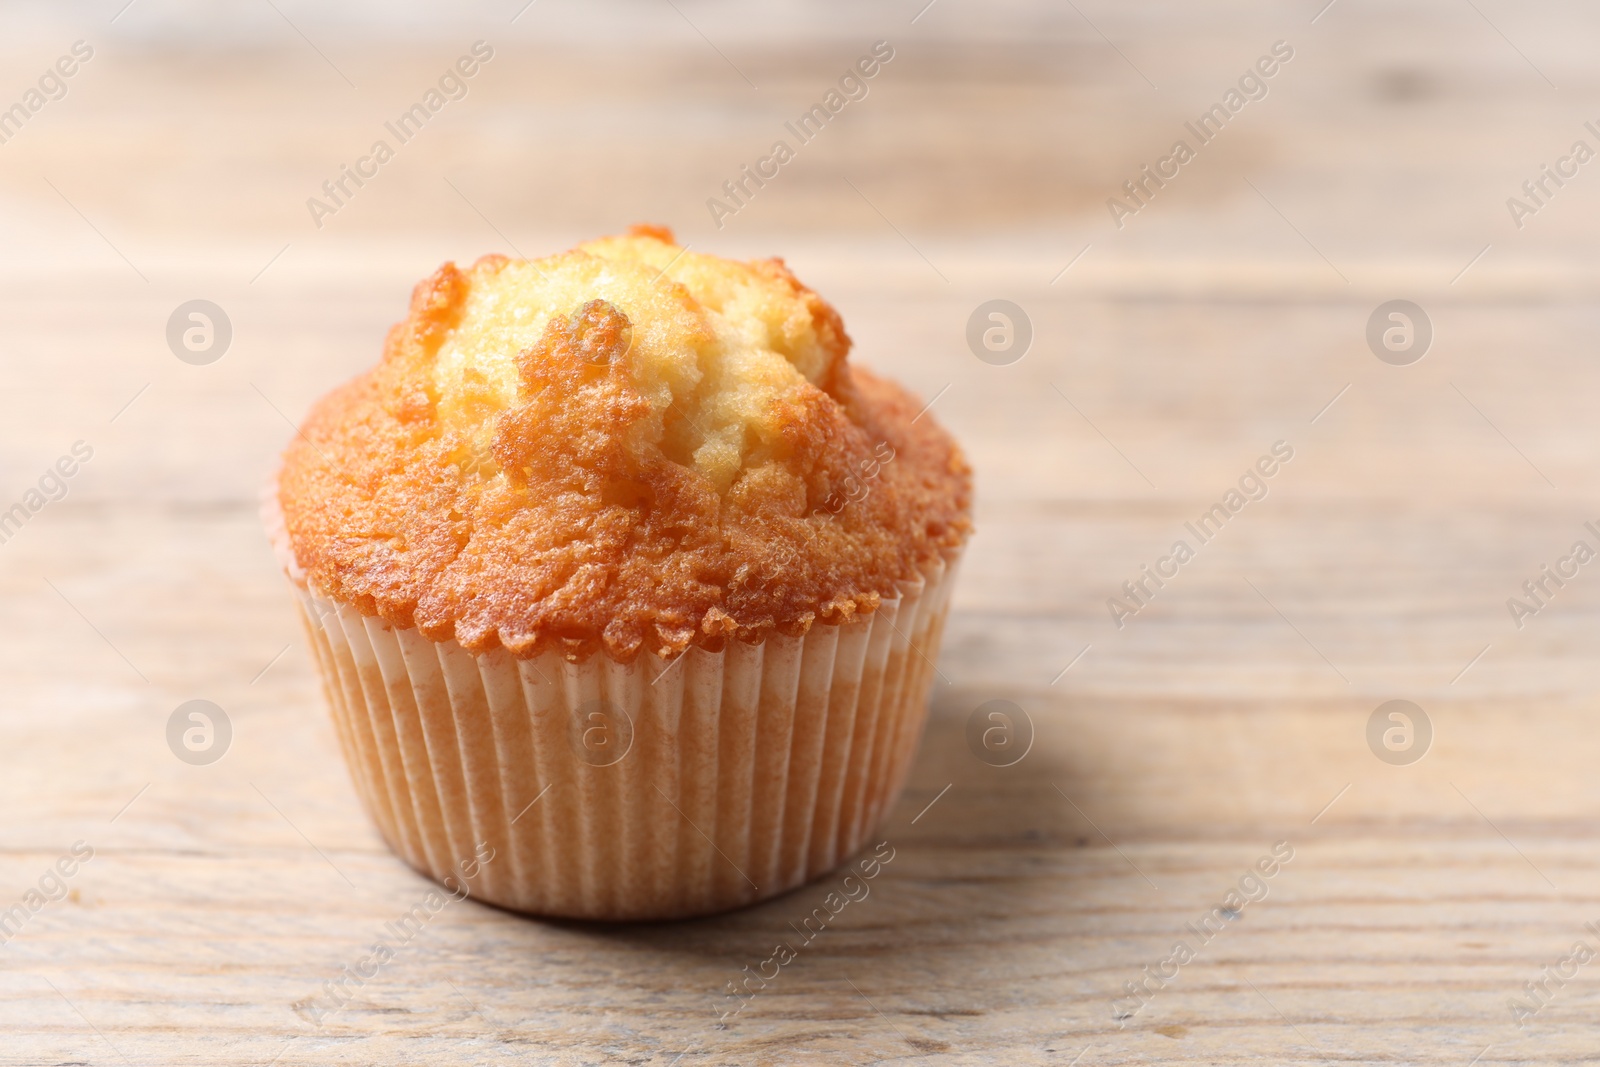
[272, 494, 961, 920]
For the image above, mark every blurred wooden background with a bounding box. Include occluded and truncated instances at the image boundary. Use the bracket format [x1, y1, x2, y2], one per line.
[3, 0, 1600, 1063]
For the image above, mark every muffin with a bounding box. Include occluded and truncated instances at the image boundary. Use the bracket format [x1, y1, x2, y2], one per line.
[266, 225, 971, 920]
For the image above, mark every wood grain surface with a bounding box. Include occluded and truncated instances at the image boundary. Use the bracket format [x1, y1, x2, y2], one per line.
[2, 0, 1599, 1063]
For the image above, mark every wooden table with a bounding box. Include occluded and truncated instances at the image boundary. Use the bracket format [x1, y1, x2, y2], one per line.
[2, 1, 1599, 1063]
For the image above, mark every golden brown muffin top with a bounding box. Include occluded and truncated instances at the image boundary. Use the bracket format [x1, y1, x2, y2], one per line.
[277, 226, 971, 662]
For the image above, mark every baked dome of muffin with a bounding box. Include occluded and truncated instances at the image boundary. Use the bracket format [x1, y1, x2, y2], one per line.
[277, 225, 971, 662]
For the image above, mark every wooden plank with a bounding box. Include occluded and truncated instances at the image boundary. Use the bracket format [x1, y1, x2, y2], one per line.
[2, 2, 1599, 1063]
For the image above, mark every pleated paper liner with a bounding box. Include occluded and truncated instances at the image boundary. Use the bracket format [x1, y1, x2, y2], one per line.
[268, 485, 960, 920]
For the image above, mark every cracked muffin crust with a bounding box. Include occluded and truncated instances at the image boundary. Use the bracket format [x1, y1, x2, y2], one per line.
[276, 225, 971, 663]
